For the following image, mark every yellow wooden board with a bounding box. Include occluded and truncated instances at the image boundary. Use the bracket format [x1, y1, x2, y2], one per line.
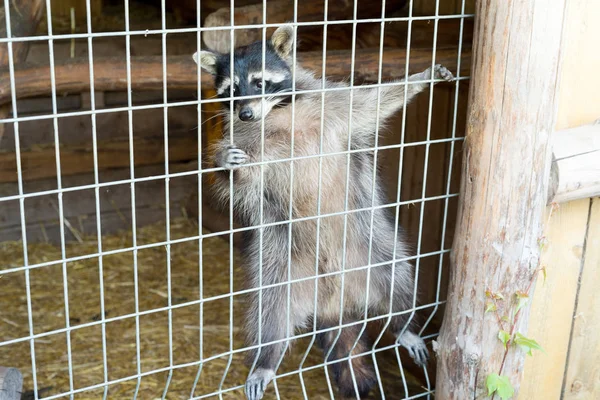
[563, 199, 600, 399]
[521, 0, 600, 398]
[520, 200, 590, 400]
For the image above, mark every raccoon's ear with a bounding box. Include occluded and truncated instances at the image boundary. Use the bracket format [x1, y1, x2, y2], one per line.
[193, 50, 218, 75]
[271, 25, 294, 58]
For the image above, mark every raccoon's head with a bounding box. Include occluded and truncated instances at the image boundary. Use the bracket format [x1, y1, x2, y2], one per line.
[193, 26, 295, 122]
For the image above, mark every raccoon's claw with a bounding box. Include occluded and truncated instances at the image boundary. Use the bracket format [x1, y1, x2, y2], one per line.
[397, 331, 430, 368]
[432, 64, 455, 82]
[245, 368, 274, 400]
[217, 145, 249, 170]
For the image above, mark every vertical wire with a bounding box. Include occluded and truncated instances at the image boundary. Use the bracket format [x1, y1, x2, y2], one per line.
[323, 0, 359, 377]
[347, 0, 388, 396]
[123, 0, 143, 396]
[272, 5, 300, 399]
[248, 0, 268, 388]
[44, 1, 75, 396]
[296, 1, 335, 398]
[371, 0, 414, 395]
[419, 0, 466, 338]
[396, 1, 442, 396]
[217, 1, 236, 396]
[2, 1, 38, 397]
[84, 0, 109, 397]
[190, 0, 204, 396]
[399, 0, 440, 344]
[160, 0, 174, 396]
[246, 5, 272, 399]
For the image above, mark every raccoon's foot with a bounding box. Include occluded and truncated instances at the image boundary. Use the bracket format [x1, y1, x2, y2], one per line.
[216, 145, 249, 170]
[245, 368, 275, 400]
[431, 64, 455, 82]
[397, 331, 430, 367]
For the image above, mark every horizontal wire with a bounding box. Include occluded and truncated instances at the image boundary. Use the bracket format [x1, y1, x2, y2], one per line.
[0, 192, 457, 275]
[0, 136, 463, 203]
[9, 314, 441, 400]
[0, 76, 470, 125]
[0, 14, 474, 44]
[0, 249, 449, 348]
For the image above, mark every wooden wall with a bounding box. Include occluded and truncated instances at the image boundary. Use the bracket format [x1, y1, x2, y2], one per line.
[521, 1, 600, 399]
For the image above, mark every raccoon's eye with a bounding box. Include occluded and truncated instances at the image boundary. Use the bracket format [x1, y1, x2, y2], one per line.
[255, 80, 263, 89]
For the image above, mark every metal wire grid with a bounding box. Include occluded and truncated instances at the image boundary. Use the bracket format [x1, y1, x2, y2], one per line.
[0, 0, 472, 398]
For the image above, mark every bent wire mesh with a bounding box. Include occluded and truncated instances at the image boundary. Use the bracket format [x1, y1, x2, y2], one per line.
[0, 0, 472, 399]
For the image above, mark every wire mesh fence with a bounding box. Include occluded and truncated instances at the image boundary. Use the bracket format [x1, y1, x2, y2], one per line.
[0, 0, 471, 398]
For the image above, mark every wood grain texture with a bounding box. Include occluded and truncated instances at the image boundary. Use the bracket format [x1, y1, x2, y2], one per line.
[201, 0, 411, 53]
[522, 1, 600, 398]
[435, 0, 566, 398]
[562, 199, 600, 399]
[519, 200, 590, 400]
[0, 132, 197, 183]
[0, 0, 45, 143]
[0, 47, 471, 106]
[549, 121, 600, 204]
[0, 164, 196, 243]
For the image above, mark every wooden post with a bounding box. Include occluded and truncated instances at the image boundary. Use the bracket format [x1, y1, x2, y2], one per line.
[436, 0, 566, 398]
[0, 0, 45, 143]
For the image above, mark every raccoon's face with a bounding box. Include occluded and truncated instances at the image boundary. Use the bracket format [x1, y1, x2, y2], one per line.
[193, 26, 295, 122]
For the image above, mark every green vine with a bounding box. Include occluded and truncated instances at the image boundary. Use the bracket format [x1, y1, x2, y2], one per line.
[484, 202, 559, 399]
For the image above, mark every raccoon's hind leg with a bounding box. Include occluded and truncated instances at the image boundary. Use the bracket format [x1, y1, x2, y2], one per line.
[244, 282, 289, 400]
[316, 320, 377, 399]
[386, 261, 430, 367]
[373, 260, 430, 368]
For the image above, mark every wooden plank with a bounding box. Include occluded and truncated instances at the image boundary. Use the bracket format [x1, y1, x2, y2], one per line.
[0, 164, 197, 243]
[1, 102, 200, 150]
[563, 199, 600, 399]
[519, 200, 590, 400]
[549, 121, 600, 204]
[521, 0, 600, 398]
[0, 132, 198, 183]
[435, 0, 566, 397]
[0, 47, 472, 106]
[0, 0, 45, 144]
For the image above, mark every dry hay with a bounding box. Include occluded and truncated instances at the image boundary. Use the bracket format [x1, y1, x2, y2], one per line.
[1, 218, 427, 399]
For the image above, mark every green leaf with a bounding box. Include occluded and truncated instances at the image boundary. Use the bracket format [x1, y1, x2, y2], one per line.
[498, 330, 511, 349]
[486, 290, 504, 300]
[538, 236, 548, 251]
[514, 333, 545, 356]
[486, 374, 514, 400]
[501, 315, 510, 323]
[541, 266, 547, 283]
[514, 292, 529, 314]
[485, 302, 497, 313]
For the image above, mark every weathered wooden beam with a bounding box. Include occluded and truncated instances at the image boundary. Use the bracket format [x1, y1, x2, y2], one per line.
[436, 0, 566, 398]
[548, 120, 600, 204]
[0, 133, 197, 183]
[0, 0, 45, 143]
[0, 47, 470, 106]
[202, 0, 408, 53]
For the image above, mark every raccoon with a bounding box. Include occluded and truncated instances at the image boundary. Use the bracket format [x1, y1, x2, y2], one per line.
[194, 26, 454, 400]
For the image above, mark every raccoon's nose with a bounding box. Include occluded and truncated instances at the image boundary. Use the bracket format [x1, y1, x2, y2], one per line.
[239, 107, 254, 121]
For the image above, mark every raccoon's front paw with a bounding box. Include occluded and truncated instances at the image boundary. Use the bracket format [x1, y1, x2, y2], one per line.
[397, 331, 430, 367]
[216, 145, 249, 170]
[432, 64, 455, 82]
[245, 368, 275, 400]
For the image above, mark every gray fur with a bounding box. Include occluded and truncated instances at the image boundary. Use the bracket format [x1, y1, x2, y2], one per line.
[203, 28, 454, 399]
